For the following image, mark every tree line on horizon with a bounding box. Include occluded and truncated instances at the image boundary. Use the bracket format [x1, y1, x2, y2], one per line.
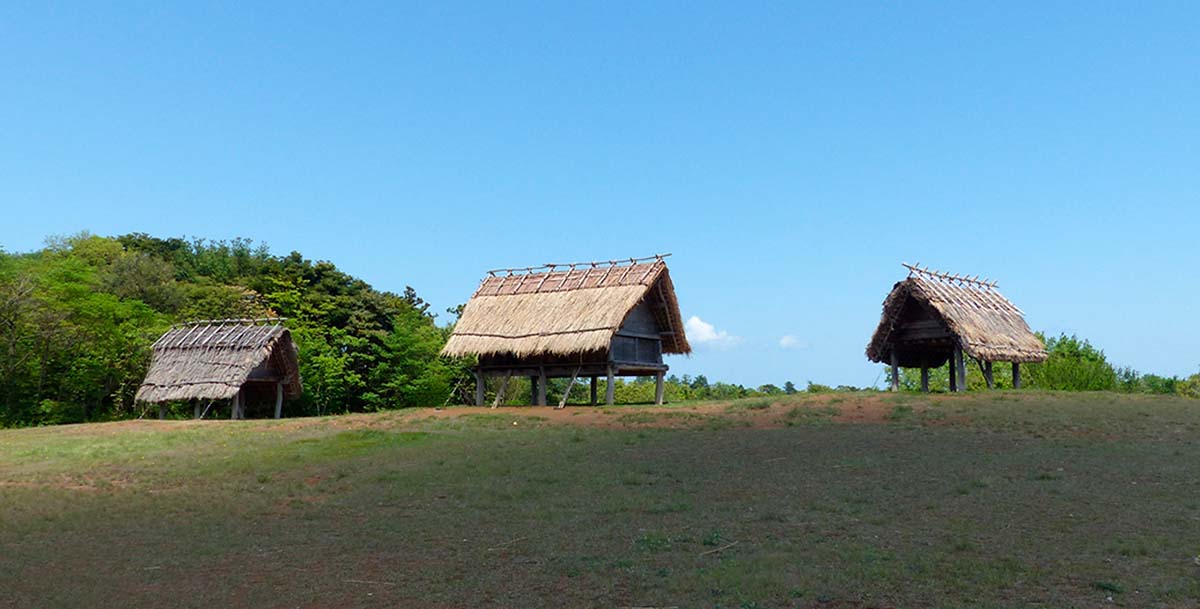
[1, 232, 1197, 427]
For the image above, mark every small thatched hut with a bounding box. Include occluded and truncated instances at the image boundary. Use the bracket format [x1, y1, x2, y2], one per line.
[866, 264, 1047, 392]
[442, 255, 690, 406]
[136, 318, 302, 419]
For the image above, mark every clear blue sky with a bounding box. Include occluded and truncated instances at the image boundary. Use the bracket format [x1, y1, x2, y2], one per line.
[3, 3, 1198, 387]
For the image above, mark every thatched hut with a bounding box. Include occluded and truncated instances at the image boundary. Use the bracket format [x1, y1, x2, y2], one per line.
[136, 318, 302, 419]
[442, 255, 690, 406]
[866, 264, 1047, 392]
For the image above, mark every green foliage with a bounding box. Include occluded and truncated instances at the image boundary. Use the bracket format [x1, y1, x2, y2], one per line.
[0, 232, 468, 426]
[893, 333, 1193, 396]
[1024, 333, 1118, 391]
[1177, 371, 1200, 398]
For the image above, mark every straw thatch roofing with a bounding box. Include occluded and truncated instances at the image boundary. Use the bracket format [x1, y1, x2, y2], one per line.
[441, 255, 690, 359]
[866, 264, 1048, 364]
[136, 319, 302, 403]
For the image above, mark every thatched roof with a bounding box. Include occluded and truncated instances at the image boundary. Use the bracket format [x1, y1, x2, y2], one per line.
[136, 319, 302, 403]
[441, 255, 690, 359]
[866, 264, 1048, 364]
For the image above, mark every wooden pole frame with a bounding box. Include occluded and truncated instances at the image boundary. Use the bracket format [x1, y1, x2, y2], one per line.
[537, 367, 547, 406]
[889, 352, 900, 391]
[274, 381, 284, 419]
[492, 371, 512, 409]
[474, 370, 486, 406]
[605, 365, 616, 406]
[954, 346, 967, 392]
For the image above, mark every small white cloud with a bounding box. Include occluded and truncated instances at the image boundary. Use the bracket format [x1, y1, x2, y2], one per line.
[778, 335, 808, 350]
[685, 316, 740, 349]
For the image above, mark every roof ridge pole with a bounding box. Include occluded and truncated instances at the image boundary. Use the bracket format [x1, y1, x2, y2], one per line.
[576, 262, 596, 289]
[615, 259, 636, 284]
[533, 265, 556, 293]
[513, 267, 533, 294]
[556, 264, 575, 290]
[596, 260, 616, 287]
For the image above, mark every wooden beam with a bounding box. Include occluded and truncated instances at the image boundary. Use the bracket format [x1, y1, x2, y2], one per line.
[474, 370, 486, 406]
[274, 381, 284, 419]
[529, 376, 538, 406]
[655, 372, 665, 405]
[158, 405, 165, 420]
[954, 346, 967, 392]
[537, 367, 547, 406]
[557, 368, 581, 409]
[948, 356, 958, 393]
[983, 361, 994, 390]
[590, 377, 598, 405]
[1012, 362, 1021, 389]
[492, 371, 512, 408]
[890, 352, 900, 391]
[920, 367, 930, 393]
[606, 365, 615, 406]
[230, 390, 240, 419]
[194, 401, 201, 420]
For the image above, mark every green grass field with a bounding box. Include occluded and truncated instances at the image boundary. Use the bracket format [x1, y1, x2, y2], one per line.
[2, 392, 1198, 608]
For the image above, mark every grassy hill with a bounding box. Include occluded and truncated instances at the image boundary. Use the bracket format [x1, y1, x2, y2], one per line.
[2, 392, 1198, 608]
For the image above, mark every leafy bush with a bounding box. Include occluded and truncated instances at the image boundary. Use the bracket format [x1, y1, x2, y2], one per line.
[1024, 334, 1117, 391]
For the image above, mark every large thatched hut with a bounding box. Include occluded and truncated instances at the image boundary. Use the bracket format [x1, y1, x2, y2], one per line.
[442, 255, 690, 406]
[136, 318, 302, 419]
[866, 264, 1047, 392]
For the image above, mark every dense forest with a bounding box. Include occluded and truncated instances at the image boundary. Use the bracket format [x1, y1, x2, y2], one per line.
[0, 233, 465, 426]
[1, 233, 1196, 427]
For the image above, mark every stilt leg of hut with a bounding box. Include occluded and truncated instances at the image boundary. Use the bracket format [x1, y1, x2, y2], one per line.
[474, 370, 485, 406]
[590, 377, 598, 406]
[954, 346, 967, 392]
[537, 367, 547, 406]
[558, 369, 580, 409]
[605, 365, 615, 406]
[492, 371, 511, 409]
[920, 367, 930, 393]
[194, 401, 201, 419]
[158, 405, 165, 420]
[889, 352, 900, 391]
[948, 357, 958, 393]
[230, 392, 239, 419]
[1012, 362, 1022, 389]
[984, 361, 994, 390]
[530, 376, 538, 406]
[274, 381, 284, 419]
[655, 372, 665, 405]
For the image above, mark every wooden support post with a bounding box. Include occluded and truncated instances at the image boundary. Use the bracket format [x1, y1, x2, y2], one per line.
[194, 401, 201, 419]
[954, 346, 967, 392]
[590, 377, 598, 406]
[274, 381, 284, 419]
[158, 405, 165, 420]
[1012, 362, 1022, 389]
[537, 367, 547, 406]
[605, 365, 615, 406]
[984, 361, 995, 390]
[558, 369, 580, 409]
[474, 370, 485, 406]
[492, 371, 512, 409]
[948, 356, 958, 393]
[530, 376, 538, 406]
[889, 352, 900, 391]
[655, 372, 665, 405]
[920, 367, 930, 393]
[230, 391, 239, 419]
